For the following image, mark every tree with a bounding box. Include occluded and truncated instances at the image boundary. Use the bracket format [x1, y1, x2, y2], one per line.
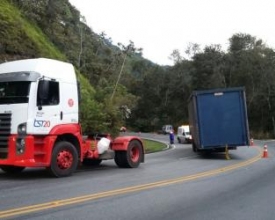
[191, 44, 226, 90]
[229, 33, 263, 53]
[169, 49, 183, 64]
[226, 33, 275, 137]
[110, 41, 142, 101]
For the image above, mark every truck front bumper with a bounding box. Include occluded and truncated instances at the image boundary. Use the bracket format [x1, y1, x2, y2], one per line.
[0, 135, 53, 167]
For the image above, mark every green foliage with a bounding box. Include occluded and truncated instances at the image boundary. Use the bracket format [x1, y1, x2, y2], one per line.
[191, 45, 226, 90]
[0, 0, 64, 60]
[1, 0, 142, 135]
[77, 73, 107, 133]
[1, 1, 275, 138]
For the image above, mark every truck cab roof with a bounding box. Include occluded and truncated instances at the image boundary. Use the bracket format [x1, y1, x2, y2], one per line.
[0, 58, 76, 83]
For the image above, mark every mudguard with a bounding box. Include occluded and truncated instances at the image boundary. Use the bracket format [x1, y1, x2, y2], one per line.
[111, 136, 145, 162]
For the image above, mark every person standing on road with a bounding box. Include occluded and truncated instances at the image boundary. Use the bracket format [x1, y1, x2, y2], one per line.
[169, 130, 174, 145]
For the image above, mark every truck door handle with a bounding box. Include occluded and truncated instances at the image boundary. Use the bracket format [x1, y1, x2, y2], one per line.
[60, 111, 63, 120]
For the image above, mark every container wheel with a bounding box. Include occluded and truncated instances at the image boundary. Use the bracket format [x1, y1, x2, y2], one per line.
[0, 165, 25, 174]
[48, 141, 78, 177]
[82, 159, 102, 166]
[115, 140, 142, 168]
[192, 142, 198, 152]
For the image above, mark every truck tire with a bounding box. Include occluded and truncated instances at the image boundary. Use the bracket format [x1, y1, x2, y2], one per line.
[48, 141, 78, 177]
[82, 159, 102, 166]
[115, 140, 142, 168]
[192, 142, 198, 152]
[0, 165, 25, 174]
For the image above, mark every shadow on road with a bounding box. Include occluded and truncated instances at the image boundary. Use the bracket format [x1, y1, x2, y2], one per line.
[0, 163, 119, 180]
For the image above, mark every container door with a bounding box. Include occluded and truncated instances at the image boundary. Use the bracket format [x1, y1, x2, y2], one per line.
[197, 90, 248, 148]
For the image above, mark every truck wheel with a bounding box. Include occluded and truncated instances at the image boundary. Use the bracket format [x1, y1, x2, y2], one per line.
[82, 159, 102, 166]
[192, 142, 198, 152]
[48, 141, 78, 177]
[0, 165, 25, 174]
[115, 140, 142, 168]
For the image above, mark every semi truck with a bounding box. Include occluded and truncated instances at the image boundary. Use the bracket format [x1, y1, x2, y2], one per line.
[0, 58, 144, 177]
[188, 87, 250, 152]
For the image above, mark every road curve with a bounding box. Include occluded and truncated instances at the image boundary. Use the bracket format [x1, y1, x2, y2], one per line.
[0, 133, 272, 220]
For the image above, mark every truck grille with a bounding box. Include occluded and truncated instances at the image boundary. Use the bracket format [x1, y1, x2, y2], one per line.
[0, 113, 11, 159]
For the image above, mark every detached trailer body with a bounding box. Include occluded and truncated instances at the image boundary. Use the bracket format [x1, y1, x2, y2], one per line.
[188, 87, 250, 152]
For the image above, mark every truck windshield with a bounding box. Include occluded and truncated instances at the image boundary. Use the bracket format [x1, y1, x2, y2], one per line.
[0, 81, 30, 104]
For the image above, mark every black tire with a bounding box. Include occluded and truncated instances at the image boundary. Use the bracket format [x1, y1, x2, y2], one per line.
[115, 140, 143, 168]
[177, 138, 181, 144]
[114, 151, 127, 168]
[192, 142, 198, 152]
[48, 141, 78, 177]
[0, 165, 25, 174]
[82, 159, 102, 166]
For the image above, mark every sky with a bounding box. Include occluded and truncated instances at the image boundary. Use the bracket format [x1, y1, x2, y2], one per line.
[69, 0, 275, 66]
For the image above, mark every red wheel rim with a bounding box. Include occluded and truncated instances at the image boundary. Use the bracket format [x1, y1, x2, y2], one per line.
[57, 150, 73, 169]
[131, 146, 140, 162]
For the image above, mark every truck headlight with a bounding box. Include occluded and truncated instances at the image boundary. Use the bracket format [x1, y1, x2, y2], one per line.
[18, 123, 27, 135]
[16, 138, 26, 154]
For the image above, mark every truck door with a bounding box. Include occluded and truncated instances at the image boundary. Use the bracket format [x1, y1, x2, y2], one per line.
[34, 80, 61, 134]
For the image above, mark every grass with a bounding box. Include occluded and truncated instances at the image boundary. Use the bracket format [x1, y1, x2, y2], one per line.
[0, 0, 65, 60]
[143, 139, 167, 154]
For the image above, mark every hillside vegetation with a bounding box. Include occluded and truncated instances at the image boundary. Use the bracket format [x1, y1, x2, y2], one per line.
[1, 0, 275, 138]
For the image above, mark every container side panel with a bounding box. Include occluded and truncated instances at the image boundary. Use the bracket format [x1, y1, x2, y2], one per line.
[188, 96, 200, 147]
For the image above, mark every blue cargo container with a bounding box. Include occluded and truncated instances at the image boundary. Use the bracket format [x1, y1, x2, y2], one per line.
[188, 87, 250, 152]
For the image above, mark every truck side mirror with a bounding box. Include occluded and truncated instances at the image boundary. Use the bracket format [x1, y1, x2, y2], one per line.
[38, 80, 49, 100]
[37, 80, 50, 109]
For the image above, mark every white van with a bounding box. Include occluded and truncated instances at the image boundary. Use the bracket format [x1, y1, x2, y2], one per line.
[161, 125, 173, 134]
[177, 125, 192, 143]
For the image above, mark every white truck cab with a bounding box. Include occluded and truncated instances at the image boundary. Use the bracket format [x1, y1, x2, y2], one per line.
[0, 58, 79, 138]
[0, 58, 144, 177]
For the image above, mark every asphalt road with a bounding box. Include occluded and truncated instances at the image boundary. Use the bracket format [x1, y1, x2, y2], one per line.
[0, 133, 274, 220]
